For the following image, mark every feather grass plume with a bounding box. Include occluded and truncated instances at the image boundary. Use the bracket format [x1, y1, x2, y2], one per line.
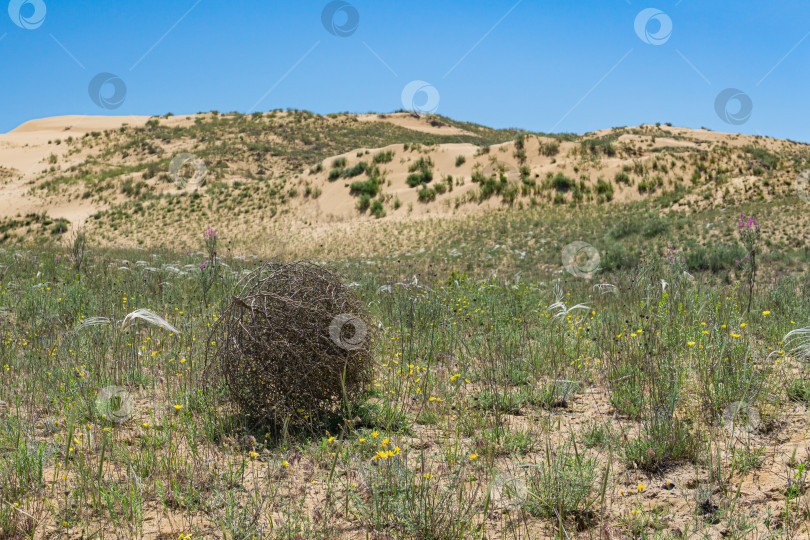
[782, 326, 810, 363]
[121, 309, 180, 334]
[548, 285, 591, 322]
[70, 309, 179, 336]
[593, 283, 618, 295]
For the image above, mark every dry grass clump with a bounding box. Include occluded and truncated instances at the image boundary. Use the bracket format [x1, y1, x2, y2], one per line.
[208, 261, 374, 424]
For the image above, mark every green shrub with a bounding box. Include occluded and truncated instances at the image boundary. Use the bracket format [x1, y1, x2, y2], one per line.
[349, 180, 380, 197]
[407, 170, 433, 187]
[356, 193, 372, 211]
[539, 142, 560, 156]
[614, 172, 631, 184]
[417, 186, 437, 202]
[372, 150, 394, 164]
[407, 157, 434, 187]
[501, 184, 518, 204]
[370, 199, 385, 218]
[142, 162, 161, 180]
[595, 179, 614, 200]
[551, 173, 573, 192]
[342, 161, 369, 178]
[408, 157, 434, 173]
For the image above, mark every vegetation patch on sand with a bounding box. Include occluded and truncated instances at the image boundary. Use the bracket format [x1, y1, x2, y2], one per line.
[0, 203, 809, 538]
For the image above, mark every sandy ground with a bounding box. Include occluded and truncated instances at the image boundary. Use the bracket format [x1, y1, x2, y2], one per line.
[0, 115, 152, 223]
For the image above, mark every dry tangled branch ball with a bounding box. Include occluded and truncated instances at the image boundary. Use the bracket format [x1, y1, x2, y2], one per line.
[207, 262, 374, 424]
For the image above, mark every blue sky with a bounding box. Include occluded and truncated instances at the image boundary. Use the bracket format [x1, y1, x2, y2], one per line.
[1, 0, 808, 141]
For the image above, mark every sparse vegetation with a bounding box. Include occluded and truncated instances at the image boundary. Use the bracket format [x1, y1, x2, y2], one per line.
[1, 112, 810, 537]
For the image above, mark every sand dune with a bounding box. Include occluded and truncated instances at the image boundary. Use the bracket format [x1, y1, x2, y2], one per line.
[0, 116, 154, 224]
[0, 112, 806, 246]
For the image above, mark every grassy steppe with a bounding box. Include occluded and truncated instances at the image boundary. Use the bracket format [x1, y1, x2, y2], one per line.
[0, 201, 809, 539]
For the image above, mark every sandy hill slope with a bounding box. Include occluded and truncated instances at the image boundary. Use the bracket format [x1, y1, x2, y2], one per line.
[0, 111, 807, 249]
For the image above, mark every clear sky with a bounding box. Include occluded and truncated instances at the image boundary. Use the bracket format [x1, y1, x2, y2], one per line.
[1, 0, 808, 141]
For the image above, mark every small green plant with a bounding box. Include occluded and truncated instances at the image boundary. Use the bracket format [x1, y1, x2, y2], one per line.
[407, 157, 434, 187]
[614, 172, 631, 184]
[737, 213, 761, 314]
[372, 150, 394, 164]
[539, 141, 560, 156]
[595, 179, 614, 200]
[525, 442, 599, 525]
[582, 421, 610, 448]
[356, 193, 372, 211]
[551, 173, 573, 192]
[731, 445, 767, 476]
[342, 161, 369, 178]
[417, 186, 437, 202]
[370, 199, 385, 218]
[787, 379, 810, 403]
[68, 228, 88, 273]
